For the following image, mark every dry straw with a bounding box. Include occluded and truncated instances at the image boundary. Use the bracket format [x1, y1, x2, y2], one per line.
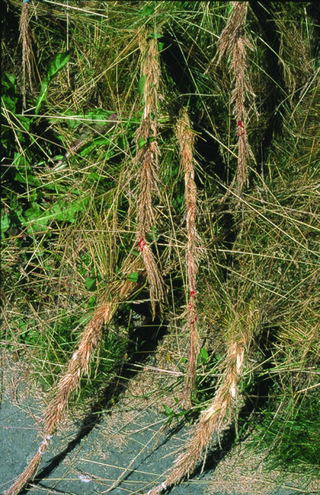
[217, 1, 256, 196]
[20, 0, 34, 112]
[176, 108, 203, 405]
[145, 305, 260, 495]
[135, 32, 165, 318]
[5, 256, 144, 495]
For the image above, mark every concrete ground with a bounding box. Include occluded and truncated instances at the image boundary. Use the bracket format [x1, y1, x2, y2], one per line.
[1, 396, 316, 495]
[0, 355, 317, 495]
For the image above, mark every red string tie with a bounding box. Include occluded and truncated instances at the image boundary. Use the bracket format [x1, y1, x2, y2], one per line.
[189, 300, 197, 324]
[237, 120, 245, 136]
[139, 237, 146, 253]
[138, 238, 146, 252]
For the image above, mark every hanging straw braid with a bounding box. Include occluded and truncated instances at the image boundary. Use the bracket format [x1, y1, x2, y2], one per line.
[176, 108, 203, 405]
[217, 1, 257, 196]
[20, 0, 35, 112]
[5, 256, 144, 495]
[144, 305, 260, 495]
[135, 32, 165, 318]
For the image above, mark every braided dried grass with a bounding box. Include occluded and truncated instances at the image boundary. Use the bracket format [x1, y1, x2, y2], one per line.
[20, 0, 35, 111]
[176, 108, 204, 405]
[136, 32, 165, 318]
[145, 305, 260, 495]
[217, 1, 257, 196]
[5, 256, 144, 495]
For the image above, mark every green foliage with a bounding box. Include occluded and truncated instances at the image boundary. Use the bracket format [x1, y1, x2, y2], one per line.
[128, 272, 139, 283]
[35, 51, 71, 115]
[141, 4, 155, 17]
[1, 73, 18, 112]
[250, 387, 320, 476]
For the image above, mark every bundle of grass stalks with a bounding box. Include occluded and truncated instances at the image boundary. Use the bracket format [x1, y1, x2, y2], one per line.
[1, 1, 319, 494]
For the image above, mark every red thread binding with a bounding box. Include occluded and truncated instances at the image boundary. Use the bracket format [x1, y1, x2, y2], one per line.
[138, 238, 146, 252]
[237, 120, 245, 136]
[189, 298, 197, 324]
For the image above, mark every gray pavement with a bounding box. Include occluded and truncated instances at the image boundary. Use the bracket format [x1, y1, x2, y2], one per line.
[0, 391, 315, 494]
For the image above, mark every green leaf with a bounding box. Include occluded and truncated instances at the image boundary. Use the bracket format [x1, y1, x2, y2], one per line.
[84, 108, 116, 123]
[88, 172, 100, 181]
[141, 4, 155, 16]
[200, 347, 209, 363]
[15, 171, 41, 187]
[148, 32, 163, 39]
[1, 73, 18, 112]
[86, 277, 97, 291]
[138, 75, 147, 95]
[24, 205, 42, 221]
[23, 198, 89, 233]
[35, 51, 71, 115]
[139, 138, 148, 148]
[128, 272, 139, 283]
[118, 135, 128, 152]
[88, 295, 96, 307]
[47, 51, 71, 80]
[1, 214, 10, 238]
[79, 137, 113, 157]
[162, 404, 174, 416]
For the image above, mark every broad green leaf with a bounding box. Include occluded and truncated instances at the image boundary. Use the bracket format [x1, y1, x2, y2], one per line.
[1, 74, 18, 112]
[79, 137, 114, 157]
[139, 138, 147, 148]
[1, 210, 23, 238]
[1, 214, 10, 238]
[200, 347, 209, 363]
[35, 51, 71, 115]
[118, 135, 128, 152]
[85, 277, 97, 291]
[88, 172, 100, 181]
[24, 197, 89, 233]
[15, 171, 41, 187]
[24, 205, 42, 221]
[141, 4, 154, 16]
[88, 295, 96, 307]
[128, 272, 139, 283]
[138, 75, 147, 95]
[85, 108, 117, 122]
[46, 51, 71, 80]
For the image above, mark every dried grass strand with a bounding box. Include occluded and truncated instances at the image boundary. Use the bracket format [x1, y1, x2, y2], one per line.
[20, 1, 34, 112]
[145, 306, 259, 494]
[5, 258, 144, 495]
[136, 33, 165, 317]
[176, 108, 203, 404]
[217, 2, 256, 195]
